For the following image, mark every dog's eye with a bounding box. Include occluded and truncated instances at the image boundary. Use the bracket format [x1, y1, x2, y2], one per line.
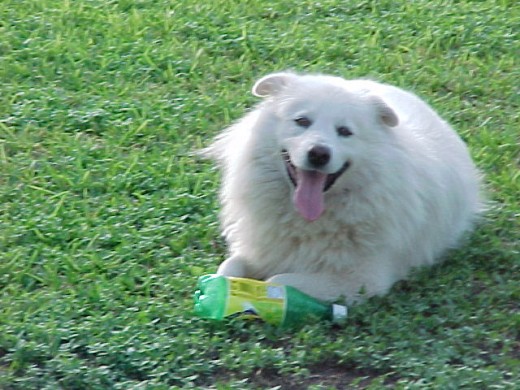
[337, 126, 353, 137]
[294, 117, 312, 128]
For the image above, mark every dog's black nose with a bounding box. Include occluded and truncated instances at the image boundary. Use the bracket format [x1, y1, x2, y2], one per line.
[308, 145, 331, 168]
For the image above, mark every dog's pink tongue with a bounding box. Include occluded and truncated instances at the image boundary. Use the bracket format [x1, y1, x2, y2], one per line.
[293, 169, 327, 221]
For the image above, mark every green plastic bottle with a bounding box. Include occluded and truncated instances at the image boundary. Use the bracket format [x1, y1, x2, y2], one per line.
[193, 274, 347, 328]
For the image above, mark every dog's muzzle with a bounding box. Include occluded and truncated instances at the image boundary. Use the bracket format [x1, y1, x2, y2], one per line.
[282, 149, 351, 192]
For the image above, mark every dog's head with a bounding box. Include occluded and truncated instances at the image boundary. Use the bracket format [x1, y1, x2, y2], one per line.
[252, 72, 399, 222]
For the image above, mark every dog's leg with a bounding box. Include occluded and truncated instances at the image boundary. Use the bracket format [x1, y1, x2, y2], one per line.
[216, 255, 250, 278]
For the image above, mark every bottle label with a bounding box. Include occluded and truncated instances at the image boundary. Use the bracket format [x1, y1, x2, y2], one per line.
[224, 277, 286, 325]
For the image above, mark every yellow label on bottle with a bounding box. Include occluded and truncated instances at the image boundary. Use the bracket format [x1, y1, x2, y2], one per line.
[224, 277, 286, 325]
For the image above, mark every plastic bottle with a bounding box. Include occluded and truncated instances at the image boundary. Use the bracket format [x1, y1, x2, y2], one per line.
[193, 274, 347, 328]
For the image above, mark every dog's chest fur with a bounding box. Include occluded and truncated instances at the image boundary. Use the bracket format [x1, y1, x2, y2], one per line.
[222, 174, 385, 279]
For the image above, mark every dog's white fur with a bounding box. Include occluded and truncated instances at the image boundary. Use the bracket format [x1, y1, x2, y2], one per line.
[206, 72, 482, 303]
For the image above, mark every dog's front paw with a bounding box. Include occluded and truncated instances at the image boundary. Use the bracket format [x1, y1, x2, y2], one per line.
[266, 273, 341, 302]
[266, 273, 302, 287]
[216, 255, 249, 278]
[267, 272, 365, 304]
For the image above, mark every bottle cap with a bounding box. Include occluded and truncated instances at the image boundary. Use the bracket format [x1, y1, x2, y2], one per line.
[332, 304, 348, 322]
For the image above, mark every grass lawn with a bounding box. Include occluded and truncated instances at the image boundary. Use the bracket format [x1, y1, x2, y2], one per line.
[0, 0, 518, 388]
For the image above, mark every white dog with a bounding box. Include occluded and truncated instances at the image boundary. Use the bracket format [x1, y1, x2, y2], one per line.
[206, 72, 482, 304]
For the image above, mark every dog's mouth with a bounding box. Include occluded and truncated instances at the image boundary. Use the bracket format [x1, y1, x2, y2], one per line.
[282, 149, 351, 221]
[282, 150, 350, 192]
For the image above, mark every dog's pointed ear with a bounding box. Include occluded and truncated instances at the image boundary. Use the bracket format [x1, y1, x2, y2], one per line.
[252, 72, 296, 97]
[370, 96, 399, 127]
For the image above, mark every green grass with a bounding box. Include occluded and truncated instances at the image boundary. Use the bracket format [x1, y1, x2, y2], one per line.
[0, 0, 518, 388]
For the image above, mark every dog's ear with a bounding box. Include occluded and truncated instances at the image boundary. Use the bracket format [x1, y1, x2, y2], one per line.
[369, 96, 399, 127]
[252, 72, 296, 97]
